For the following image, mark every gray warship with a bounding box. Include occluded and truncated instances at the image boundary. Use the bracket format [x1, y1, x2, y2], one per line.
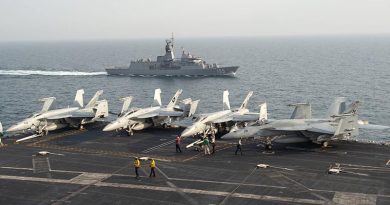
[105, 37, 239, 77]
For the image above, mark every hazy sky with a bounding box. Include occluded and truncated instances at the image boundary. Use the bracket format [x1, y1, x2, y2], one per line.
[0, 0, 389, 41]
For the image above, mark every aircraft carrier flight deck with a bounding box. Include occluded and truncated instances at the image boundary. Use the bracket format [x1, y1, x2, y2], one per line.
[0, 123, 389, 205]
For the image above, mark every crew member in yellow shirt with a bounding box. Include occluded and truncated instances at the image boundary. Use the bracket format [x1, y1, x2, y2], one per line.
[134, 157, 141, 179]
[149, 158, 156, 177]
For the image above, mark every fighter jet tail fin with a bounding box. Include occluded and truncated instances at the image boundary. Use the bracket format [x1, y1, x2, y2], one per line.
[223, 90, 230, 110]
[326, 97, 347, 118]
[120, 96, 133, 116]
[239, 91, 253, 111]
[259, 102, 268, 122]
[332, 101, 360, 139]
[167, 89, 183, 109]
[74, 89, 85, 108]
[343, 101, 360, 115]
[189, 100, 200, 117]
[289, 103, 312, 119]
[334, 114, 359, 138]
[94, 100, 109, 119]
[86, 90, 103, 108]
[39, 97, 56, 113]
[153, 88, 162, 107]
[181, 98, 200, 117]
[181, 98, 192, 117]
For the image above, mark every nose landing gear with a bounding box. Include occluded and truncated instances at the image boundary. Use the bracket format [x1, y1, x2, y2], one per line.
[262, 137, 274, 154]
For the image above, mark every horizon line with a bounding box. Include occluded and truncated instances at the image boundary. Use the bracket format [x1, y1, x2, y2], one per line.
[1, 33, 390, 43]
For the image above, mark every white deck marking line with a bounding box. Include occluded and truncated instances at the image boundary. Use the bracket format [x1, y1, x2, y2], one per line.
[52, 163, 130, 205]
[340, 163, 390, 170]
[0, 175, 70, 183]
[155, 167, 170, 179]
[183, 144, 234, 162]
[144, 140, 175, 152]
[165, 181, 199, 205]
[96, 181, 324, 204]
[70, 173, 112, 185]
[342, 167, 390, 172]
[333, 192, 377, 205]
[310, 188, 390, 199]
[0, 167, 33, 171]
[156, 166, 199, 205]
[277, 172, 332, 203]
[0, 166, 85, 174]
[219, 167, 258, 205]
[95, 182, 325, 204]
[168, 177, 287, 189]
[1, 166, 286, 189]
[230, 193, 324, 204]
[142, 140, 176, 153]
[0, 174, 325, 204]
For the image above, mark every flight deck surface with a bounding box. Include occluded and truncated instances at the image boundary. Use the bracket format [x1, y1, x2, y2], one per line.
[0, 124, 389, 205]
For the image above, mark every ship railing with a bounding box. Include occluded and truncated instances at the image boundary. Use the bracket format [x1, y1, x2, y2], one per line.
[205, 63, 220, 69]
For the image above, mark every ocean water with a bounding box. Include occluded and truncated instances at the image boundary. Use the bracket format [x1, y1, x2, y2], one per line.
[0, 36, 389, 141]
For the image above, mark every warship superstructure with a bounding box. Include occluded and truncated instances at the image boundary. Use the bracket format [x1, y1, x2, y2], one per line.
[106, 36, 239, 77]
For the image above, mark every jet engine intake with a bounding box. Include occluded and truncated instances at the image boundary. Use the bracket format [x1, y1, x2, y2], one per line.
[132, 122, 153, 130]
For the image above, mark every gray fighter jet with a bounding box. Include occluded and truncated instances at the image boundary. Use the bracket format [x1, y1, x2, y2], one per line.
[222, 98, 389, 147]
[103, 88, 199, 135]
[181, 90, 259, 138]
[7, 89, 108, 142]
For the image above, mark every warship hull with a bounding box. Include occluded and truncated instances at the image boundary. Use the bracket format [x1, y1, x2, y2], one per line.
[1, 123, 389, 205]
[106, 66, 239, 77]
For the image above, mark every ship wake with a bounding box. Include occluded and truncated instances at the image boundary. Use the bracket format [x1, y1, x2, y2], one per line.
[0, 69, 107, 76]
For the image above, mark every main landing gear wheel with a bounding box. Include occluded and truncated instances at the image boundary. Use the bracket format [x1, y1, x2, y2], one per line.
[127, 124, 135, 136]
[322, 141, 329, 148]
[265, 144, 272, 151]
[262, 137, 275, 154]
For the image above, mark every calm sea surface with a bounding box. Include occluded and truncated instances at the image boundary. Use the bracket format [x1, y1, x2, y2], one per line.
[0, 36, 389, 141]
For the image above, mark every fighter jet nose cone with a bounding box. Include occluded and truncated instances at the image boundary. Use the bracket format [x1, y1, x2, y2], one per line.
[180, 131, 188, 137]
[103, 121, 122, 132]
[220, 132, 236, 140]
[220, 134, 229, 139]
[181, 128, 193, 137]
[7, 125, 19, 132]
[103, 124, 114, 132]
